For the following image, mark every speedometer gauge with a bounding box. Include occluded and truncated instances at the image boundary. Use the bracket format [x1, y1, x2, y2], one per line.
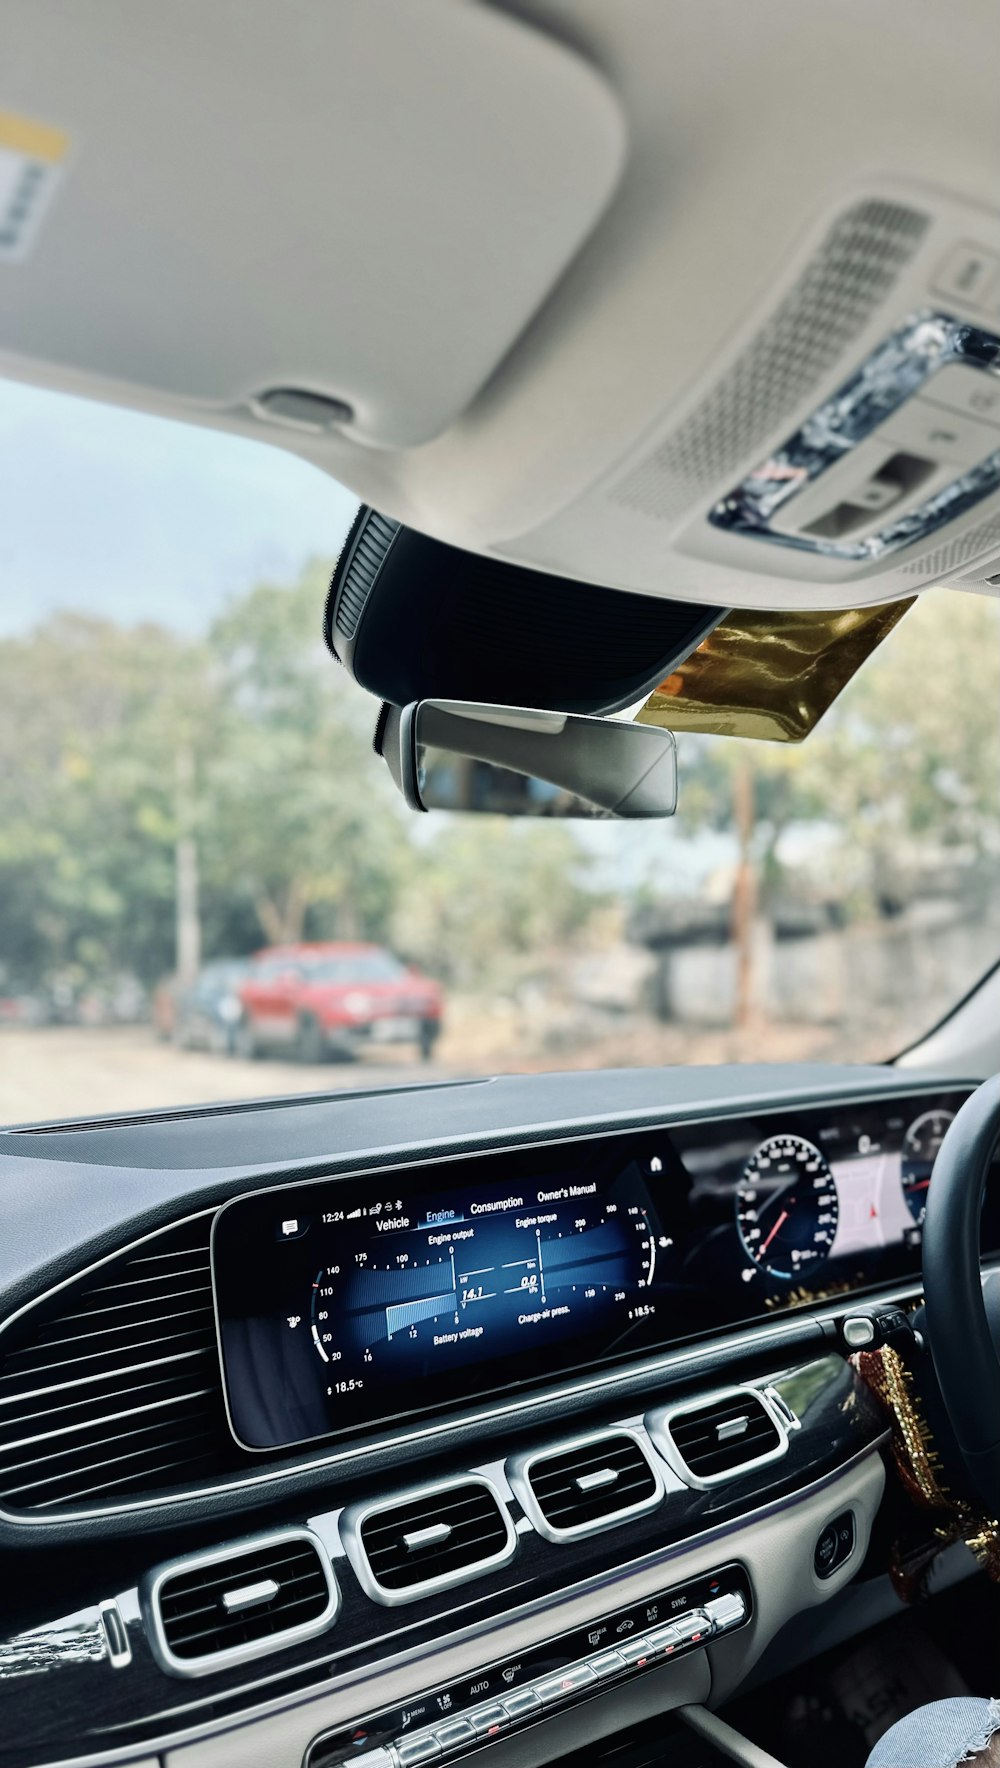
[735, 1134, 839, 1280]
[901, 1108, 955, 1224]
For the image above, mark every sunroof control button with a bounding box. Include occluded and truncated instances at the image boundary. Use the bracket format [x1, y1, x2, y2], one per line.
[931, 244, 1000, 310]
[920, 364, 1000, 430]
[880, 395, 1000, 464]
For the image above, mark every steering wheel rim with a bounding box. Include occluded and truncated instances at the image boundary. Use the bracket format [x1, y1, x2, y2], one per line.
[922, 1072, 1000, 1516]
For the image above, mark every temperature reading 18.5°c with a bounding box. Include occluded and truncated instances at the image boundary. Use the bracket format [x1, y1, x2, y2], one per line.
[307, 1181, 657, 1382]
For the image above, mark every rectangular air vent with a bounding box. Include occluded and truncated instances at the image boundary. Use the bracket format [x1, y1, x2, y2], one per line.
[147, 1528, 338, 1676]
[653, 1388, 787, 1488]
[345, 1476, 517, 1605]
[0, 1215, 234, 1513]
[511, 1430, 663, 1541]
[330, 508, 400, 643]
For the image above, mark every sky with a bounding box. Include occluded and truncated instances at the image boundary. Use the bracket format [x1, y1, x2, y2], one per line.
[0, 373, 732, 891]
[0, 376, 359, 634]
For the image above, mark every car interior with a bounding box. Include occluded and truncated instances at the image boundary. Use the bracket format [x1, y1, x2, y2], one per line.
[1, 4, 999, 1768]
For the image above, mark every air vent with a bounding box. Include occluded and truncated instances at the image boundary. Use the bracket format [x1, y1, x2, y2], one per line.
[653, 1388, 788, 1488]
[0, 1215, 235, 1513]
[901, 508, 1000, 579]
[611, 198, 928, 524]
[345, 1476, 517, 1605]
[146, 1528, 338, 1677]
[511, 1430, 664, 1541]
[326, 506, 401, 646]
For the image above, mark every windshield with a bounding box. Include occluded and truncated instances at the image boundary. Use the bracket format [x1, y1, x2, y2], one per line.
[2, 382, 998, 1124]
[304, 954, 407, 984]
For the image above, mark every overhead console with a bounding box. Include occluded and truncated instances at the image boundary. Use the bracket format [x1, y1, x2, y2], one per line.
[709, 311, 1000, 565]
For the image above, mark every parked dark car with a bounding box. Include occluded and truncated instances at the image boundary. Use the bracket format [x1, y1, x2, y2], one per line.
[174, 959, 252, 1053]
[234, 942, 444, 1061]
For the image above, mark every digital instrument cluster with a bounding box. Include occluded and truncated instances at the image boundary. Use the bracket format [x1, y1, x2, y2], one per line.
[212, 1088, 993, 1451]
[213, 1143, 669, 1449]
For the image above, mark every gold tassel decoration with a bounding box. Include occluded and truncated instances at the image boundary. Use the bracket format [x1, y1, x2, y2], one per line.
[851, 1345, 1000, 1599]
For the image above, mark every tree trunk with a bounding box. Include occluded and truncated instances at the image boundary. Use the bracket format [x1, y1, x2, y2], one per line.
[732, 754, 756, 1029]
[174, 747, 201, 986]
[255, 876, 309, 945]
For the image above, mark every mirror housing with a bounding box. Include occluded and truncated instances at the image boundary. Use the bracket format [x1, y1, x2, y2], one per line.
[377, 700, 678, 819]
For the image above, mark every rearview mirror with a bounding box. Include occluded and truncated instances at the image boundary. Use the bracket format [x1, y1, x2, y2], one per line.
[378, 701, 678, 819]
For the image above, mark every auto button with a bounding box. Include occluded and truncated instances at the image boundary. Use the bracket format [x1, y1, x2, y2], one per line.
[467, 1704, 507, 1738]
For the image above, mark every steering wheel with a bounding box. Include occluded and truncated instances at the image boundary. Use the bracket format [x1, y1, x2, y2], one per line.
[922, 1073, 1000, 1515]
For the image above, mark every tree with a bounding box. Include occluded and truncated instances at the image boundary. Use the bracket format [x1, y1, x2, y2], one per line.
[0, 614, 209, 987]
[669, 589, 1000, 915]
[2, 574, 993, 1015]
[201, 566, 410, 947]
[394, 819, 600, 991]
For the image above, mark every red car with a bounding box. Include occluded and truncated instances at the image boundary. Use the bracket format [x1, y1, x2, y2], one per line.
[234, 943, 443, 1063]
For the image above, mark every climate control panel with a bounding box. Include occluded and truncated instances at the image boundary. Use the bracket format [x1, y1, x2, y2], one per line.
[307, 1563, 752, 1767]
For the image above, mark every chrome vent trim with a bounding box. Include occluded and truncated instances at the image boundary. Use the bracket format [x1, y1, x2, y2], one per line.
[648, 1385, 790, 1490]
[143, 1527, 339, 1678]
[508, 1427, 665, 1542]
[341, 1474, 517, 1607]
[0, 1213, 233, 1510]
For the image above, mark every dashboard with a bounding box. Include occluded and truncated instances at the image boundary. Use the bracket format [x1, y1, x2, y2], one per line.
[0, 1064, 994, 1768]
[212, 1090, 988, 1453]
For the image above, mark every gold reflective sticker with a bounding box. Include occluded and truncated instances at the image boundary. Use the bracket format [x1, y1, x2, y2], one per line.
[638, 601, 916, 744]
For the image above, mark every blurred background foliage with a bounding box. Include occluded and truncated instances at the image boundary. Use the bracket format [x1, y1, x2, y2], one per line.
[0, 569, 997, 1005]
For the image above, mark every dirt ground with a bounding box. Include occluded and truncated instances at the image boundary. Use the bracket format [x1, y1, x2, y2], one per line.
[0, 1011, 861, 1127]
